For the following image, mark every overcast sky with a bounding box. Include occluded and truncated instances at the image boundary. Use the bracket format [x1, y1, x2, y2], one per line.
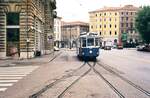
[56, 0, 150, 22]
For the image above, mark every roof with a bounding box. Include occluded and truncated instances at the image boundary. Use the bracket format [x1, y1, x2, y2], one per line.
[62, 21, 89, 26]
[89, 5, 139, 13]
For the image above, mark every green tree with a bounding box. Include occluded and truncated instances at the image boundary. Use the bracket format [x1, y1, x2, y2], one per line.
[135, 6, 150, 44]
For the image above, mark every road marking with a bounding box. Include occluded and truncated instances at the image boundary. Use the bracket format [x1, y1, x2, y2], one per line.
[0, 75, 26, 77]
[0, 66, 39, 92]
[0, 80, 18, 83]
[0, 77, 23, 80]
[0, 83, 13, 86]
[0, 88, 7, 92]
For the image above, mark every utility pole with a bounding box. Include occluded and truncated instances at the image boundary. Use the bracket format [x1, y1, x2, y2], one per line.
[70, 25, 72, 49]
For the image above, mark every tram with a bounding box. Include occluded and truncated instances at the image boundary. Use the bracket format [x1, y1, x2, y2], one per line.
[76, 32, 100, 60]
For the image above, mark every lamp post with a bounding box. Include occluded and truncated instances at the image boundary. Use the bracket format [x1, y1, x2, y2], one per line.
[69, 25, 72, 49]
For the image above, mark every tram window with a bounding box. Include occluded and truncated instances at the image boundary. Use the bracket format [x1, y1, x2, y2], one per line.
[82, 38, 86, 47]
[95, 38, 99, 46]
[87, 38, 94, 46]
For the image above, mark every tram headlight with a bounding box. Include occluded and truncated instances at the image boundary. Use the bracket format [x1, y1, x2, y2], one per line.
[97, 52, 99, 55]
[89, 50, 92, 54]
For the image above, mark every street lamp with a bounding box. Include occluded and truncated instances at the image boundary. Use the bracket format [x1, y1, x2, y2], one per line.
[69, 25, 72, 49]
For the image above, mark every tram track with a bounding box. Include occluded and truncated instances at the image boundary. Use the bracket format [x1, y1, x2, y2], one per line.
[87, 62, 125, 98]
[29, 62, 86, 98]
[57, 68, 91, 98]
[49, 51, 62, 62]
[97, 61, 150, 97]
[29, 58, 150, 98]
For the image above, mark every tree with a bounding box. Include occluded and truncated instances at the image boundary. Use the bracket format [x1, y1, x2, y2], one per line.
[135, 6, 150, 44]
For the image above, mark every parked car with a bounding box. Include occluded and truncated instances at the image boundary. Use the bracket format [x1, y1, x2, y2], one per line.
[136, 45, 145, 51]
[137, 44, 150, 52]
[104, 46, 111, 50]
[54, 46, 60, 51]
[117, 44, 123, 49]
[104, 41, 112, 50]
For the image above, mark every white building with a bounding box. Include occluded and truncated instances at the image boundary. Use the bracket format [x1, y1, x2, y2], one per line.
[54, 17, 62, 48]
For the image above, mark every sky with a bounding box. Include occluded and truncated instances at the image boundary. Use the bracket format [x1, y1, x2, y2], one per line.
[56, 0, 150, 22]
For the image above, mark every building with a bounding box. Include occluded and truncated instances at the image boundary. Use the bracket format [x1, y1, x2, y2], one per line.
[54, 17, 62, 48]
[0, 0, 56, 59]
[89, 5, 140, 46]
[61, 21, 89, 48]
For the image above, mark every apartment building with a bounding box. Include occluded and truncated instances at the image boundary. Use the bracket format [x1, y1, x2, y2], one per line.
[61, 21, 89, 48]
[54, 17, 62, 48]
[89, 5, 140, 45]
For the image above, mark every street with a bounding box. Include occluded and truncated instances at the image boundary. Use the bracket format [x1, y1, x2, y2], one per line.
[0, 49, 150, 98]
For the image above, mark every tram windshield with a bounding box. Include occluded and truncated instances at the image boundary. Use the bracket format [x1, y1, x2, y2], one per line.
[87, 38, 94, 46]
[81, 38, 86, 47]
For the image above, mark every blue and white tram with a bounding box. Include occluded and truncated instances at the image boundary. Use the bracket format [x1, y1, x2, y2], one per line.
[76, 32, 100, 60]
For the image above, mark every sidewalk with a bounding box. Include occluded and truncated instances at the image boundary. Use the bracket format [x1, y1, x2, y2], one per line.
[0, 51, 58, 67]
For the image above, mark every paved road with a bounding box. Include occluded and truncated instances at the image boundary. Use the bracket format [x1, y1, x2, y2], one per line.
[0, 49, 150, 98]
[0, 66, 39, 92]
[34, 49, 150, 98]
[98, 49, 150, 91]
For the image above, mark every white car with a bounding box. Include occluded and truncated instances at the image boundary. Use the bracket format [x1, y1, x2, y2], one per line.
[54, 46, 59, 51]
[136, 45, 145, 51]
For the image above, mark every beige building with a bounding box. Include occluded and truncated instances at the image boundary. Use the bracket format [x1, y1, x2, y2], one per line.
[89, 5, 140, 45]
[61, 21, 89, 48]
[54, 17, 62, 48]
[0, 0, 56, 59]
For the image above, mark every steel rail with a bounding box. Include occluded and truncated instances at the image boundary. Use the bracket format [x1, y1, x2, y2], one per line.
[57, 68, 91, 98]
[29, 62, 86, 98]
[97, 62, 150, 97]
[87, 62, 125, 98]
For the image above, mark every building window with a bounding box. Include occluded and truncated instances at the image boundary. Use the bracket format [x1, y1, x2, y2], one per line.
[130, 23, 133, 28]
[131, 12, 133, 15]
[7, 13, 19, 25]
[126, 23, 128, 27]
[104, 13, 106, 15]
[115, 13, 117, 15]
[104, 25, 106, 28]
[110, 31, 112, 35]
[109, 18, 111, 21]
[7, 28, 19, 42]
[100, 13, 101, 16]
[100, 32, 101, 35]
[91, 25, 93, 29]
[126, 12, 128, 15]
[115, 24, 117, 28]
[100, 25, 102, 28]
[104, 18, 106, 21]
[96, 14, 97, 17]
[121, 12, 124, 15]
[115, 31, 117, 35]
[110, 24, 111, 28]
[121, 23, 124, 27]
[126, 17, 128, 21]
